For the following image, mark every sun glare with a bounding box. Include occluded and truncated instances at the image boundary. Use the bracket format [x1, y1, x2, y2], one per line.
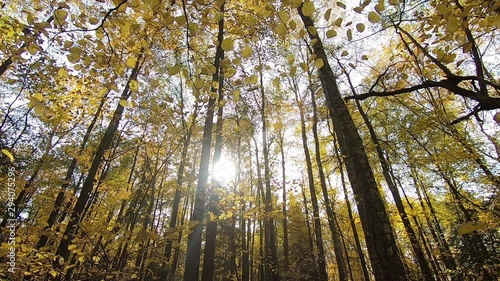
[212, 157, 236, 184]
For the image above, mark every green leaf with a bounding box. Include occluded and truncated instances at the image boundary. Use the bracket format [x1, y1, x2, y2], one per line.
[2, 149, 14, 162]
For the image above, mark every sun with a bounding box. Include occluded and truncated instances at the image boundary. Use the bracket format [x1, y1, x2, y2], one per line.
[212, 156, 236, 184]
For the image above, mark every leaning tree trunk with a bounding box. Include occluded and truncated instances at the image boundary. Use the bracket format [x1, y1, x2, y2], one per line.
[297, 7, 407, 281]
[55, 53, 144, 278]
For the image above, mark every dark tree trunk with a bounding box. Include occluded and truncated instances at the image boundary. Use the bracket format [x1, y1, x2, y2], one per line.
[183, 5, 225, 280]
[55, 54, 143, 276]
[297, 8, 407, 281]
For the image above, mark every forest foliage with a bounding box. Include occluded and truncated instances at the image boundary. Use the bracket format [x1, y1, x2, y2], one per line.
[0, 0, 499, 280]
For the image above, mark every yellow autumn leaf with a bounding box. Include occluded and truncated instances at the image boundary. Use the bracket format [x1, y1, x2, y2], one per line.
[290, 66, 297, 76]
[307, 26, 317, 36]
[27, 14, 35, 25]
[341, 50, 349, 56]
[326, 30, 337, 38]
[356, 23, 365, 32]
[289, 20, 297, 30]
[276, 23, 287, 36]
[301, 1, 315, 17]
[129, 80, 139, 91]
[324, 8, 332, 21]
[126, 57, 137, 68]
[347, 29, 352, 41]
[221, 38, 233, 51]
[336, 2, 346, 9]
[447, 17, 460, 33]
[241, 46, 253, 58]
[168, 66, 181, 75]
[368, 11, 381, 23]
[314, 58, 324, 69]
[58, 68, 68, 77]
[119, 99, 128, 107]
[54, 9, 68, 22]
[2, 149, 14, 162]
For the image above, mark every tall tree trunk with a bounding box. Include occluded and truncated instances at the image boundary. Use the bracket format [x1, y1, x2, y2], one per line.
[295, 90, 329, 281]
[257, 54, 280, 281]
[297, 8, 407, 281]
[330, 126, 370, 281]
[183, 4, 225, 279]
[201, 47, 225, 281]
[278, 133, 290, 275]
[307, 69, 348, 281]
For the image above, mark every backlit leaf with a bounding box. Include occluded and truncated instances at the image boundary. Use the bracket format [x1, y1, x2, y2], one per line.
[326, 30, 337, 38]
[457, 221, 487, 235]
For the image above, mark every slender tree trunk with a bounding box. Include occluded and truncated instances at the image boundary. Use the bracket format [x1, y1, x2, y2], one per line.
[257, 54, 280, 281]
[183, 5, 225, 279]
[295, 91, 329, 281]
[298, 8, 407, 281]
[201, 47, 225, 281]
[307, 71, 348, 281]
[300, 180, 319, 281]
[278, 134, 290, 275]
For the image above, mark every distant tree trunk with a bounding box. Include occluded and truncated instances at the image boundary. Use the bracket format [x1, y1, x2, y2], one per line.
[277, 132, 290, 275]
[241, 123, 250, 281]
[300, 180, 319, 281]
[183, 4, 225, 279]
[55, 54, 144, 277]
[295, 89, 329, 281]
[257, 54, 280, 281]
[298, 8, 407, 281]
